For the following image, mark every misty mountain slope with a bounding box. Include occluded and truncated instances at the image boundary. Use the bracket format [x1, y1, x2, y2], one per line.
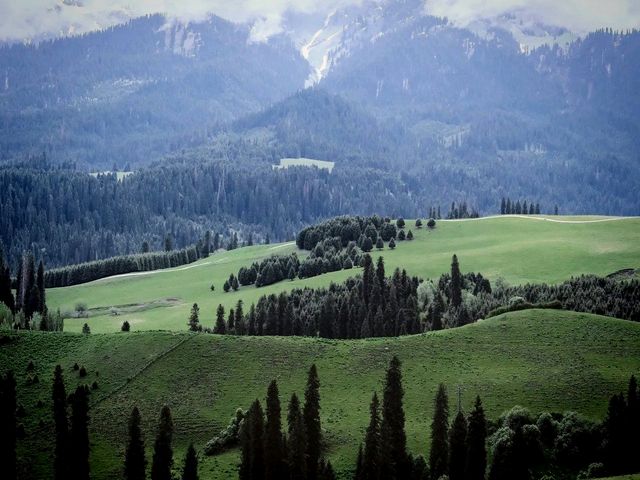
[0, 14, 309, 168]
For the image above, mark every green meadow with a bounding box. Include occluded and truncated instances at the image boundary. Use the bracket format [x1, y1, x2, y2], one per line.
[3, 310, 640, 479]
[46, 216, 640, 333]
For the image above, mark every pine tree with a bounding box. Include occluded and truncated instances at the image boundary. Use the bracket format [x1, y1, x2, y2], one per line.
[355, 445, 364, 480]
[151, 406, 174, 480]
[389, 238, 396, 249]
[188, 303, 200, 332]
[69, 385, 90, 480]
[249, 400, 266, 480]
[304, 365, 322, 480]
[380, 356, 409, 479]
[164, 235, 173, 252]
[214, 304, 226, 334]
[500, 197, 506, 215]
[376, 237, 384, 250]
[363, 392, 381, 480]
[448, 410, 468, 480]
[264, 380, 284, 480]
[465, 396, 487, 480]
[429, 384, 449, 479]
[0, 371, 17, 480]
[36, 259, 45, 313]
[53, 365, 68, 480]
[0, 250, 15, 313]
[15, 259, 23, 312]
[182, 443, 198, 480]
[125, 407, 147, 480]
[362, 255, 374, 306]
[362, 237, 373, 253]
[287, 393, 306, 480]
[450, 255, 462, 308]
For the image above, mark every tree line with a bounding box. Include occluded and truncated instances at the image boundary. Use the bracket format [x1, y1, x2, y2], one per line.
[500, 197, 542, 215]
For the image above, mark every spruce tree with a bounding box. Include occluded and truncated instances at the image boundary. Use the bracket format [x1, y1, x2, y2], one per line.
[264, 380, 284, 480]
[125, 407, 147, 480]
[376, 237, 384, 250]
[287, 393, 306, 480]
[151, 406, 174, 480]
[304, 365, 321, 480]
[450, 255, 462, 308]
[0, 371, 17, 480]
[250, 400, 266, 480]
[188, 303, 200, 332]
[182, 443, 198, 480]
[363, 392, 381, 480]
[465, 395, 487, 480]
[69, 385, 90, 480]
[429, 384, 449, 479]
[362, 255, 374, 306]
[0, 250, 15, 313]
[36, 259, 45, 313]
[53, 365, 69, 480]
[448, 410, 468, 480]
[214, 304, 226, 334]
[355, 444, 364, 480]
[380, 356, 409, 479]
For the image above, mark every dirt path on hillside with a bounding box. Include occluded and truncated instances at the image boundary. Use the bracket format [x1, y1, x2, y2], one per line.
[442, 215, 638, 224]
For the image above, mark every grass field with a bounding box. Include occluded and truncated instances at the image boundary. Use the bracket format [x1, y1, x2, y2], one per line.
[46, 216, 640, 333]
[2, 309, 639, 479]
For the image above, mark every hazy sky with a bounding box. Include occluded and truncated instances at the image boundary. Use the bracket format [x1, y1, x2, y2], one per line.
[0, 0, 638, 42]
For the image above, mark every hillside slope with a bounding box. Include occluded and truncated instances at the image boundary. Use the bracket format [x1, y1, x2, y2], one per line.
[2, 309, 639, 479]
[46, 216, 640, 333]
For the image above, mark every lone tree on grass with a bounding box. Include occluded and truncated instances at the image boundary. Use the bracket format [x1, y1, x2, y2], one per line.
[430, 384, 450, 479]
[304, 365, 322, 480]
[415, 219, 423, 228]
[380, 356, 409, 479]
[124, 407, 147, 480]
[450, 254, 462, 308]
[188, 303, 200, 332]
[376, 237, 384, 250]
[389, 238, 396, 250]
[214, 304, 226, 334]
[427, 219, 436, 229]
[151, 406, 174, 480]
[182, 443, 199, 480]
[69, 385, 90, 480]
[363, 392, 381, 480]
[52, 366, 68, 480]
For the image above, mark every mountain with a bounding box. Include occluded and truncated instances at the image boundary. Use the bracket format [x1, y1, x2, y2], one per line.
[0, 14, 309, 168]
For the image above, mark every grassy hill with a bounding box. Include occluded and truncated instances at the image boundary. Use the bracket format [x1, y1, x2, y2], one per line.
[1, 309, 639, 479]
[46, 216, 640, 333]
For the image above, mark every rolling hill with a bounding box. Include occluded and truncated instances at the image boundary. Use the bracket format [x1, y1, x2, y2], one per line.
[46, 215, 640, 333]
[1, 309, 639, 479]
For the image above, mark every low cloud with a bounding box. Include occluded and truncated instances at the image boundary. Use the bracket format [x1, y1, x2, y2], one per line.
[0, 0, 637, 43]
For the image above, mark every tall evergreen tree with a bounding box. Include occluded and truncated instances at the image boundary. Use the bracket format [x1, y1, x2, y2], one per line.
[450, 255, 462, 308]
[448, 410, 468, 480]
[0, 371, 17, 480]
[188, 303, 200, 332]
[14, 258, 23, 312]
[363, 392, 381, 480]
[0, 250, 15, 313]
[36, 259, 46, 313]
[362, 255, 374, 306]
[304, 365, 322, 480]
[69, 385, 90, 480]
[52, 365, 69, 480]
[380, 356, 409, 479]
[182, 443, 198, 480]
[250, 400, 266, 480]
[465, 396, 487, 480]
[152, 406, 174, 480]
[354, 445, 364, 480]
[264, 380, 284, 480]
[125, 407, 147, 480]
[429, 384, 449, 479]
[287, 393, 306, 480]
[214, 304, 226, 334]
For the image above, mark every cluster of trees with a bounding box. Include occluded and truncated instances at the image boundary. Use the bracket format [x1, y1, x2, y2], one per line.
[296, 216, 399, 251]
[419, 258, 640, 331]
[354, 357, 488, 480]
[500, 198, 542, 215]
[237, 254, 301, 288]
[45, 244, 205, 288]
[52, 365, 201, 480]
[214, 255, 422, 338]
[238, 365, 333, 480]
[446, 202, 480, 219]
[0, 249, 63, 331]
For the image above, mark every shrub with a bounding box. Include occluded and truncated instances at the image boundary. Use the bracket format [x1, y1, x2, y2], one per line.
[427, 218, 436, 229]
[0, 302, 12, 326]
[91, 381, 99, 390]
[75, 303, 88, 317]
[121, 320, 131, 332]
[82, 323, 91, 334]
[79, 366, 87, 378]
[415, 219, 423, 228]
[73, 362, 79, 371]
[204, 408, 245, 456]
[396, 218, 405, 229]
